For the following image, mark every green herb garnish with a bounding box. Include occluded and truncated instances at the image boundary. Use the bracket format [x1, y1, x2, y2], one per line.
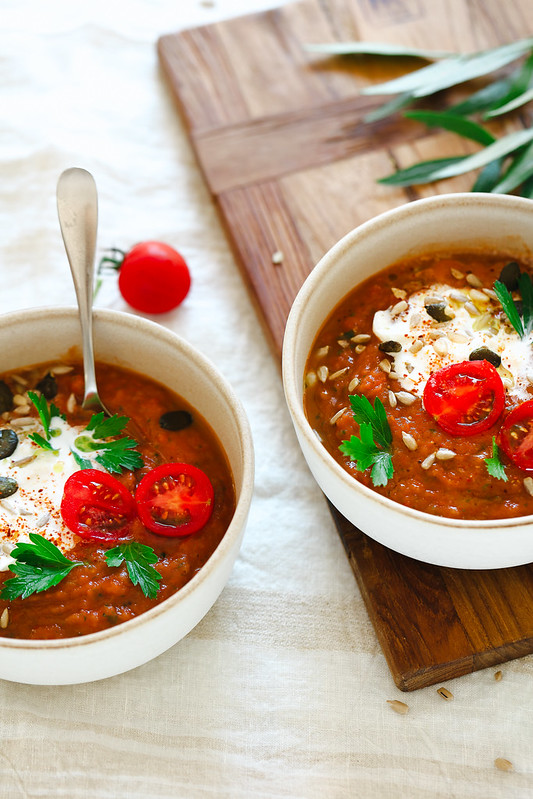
[339, 395, 394, 487]
[74, 412, 143, 474]
[494, 270, 533, 338]
[27, 390, 65, 451]
[0, 533, 84, 600]
[105, 542, 162, 599]
[485, 436, 508, 482]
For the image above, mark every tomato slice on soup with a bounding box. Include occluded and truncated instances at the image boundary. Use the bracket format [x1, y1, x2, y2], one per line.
[423, 360, 505, 436]
[61, 469, 137, 542]
[499, 400, 533, 471]
[135, 463, 214, 537]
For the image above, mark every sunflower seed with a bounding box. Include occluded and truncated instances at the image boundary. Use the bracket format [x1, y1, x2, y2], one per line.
[388, 390, 397, 408]
[391, 300, 408, 317]
[448, 290, 469, 303]
[470, 288, 489, 303]
[494, 758, 513, 772]
[409, 340, 424, 354]
[437, 686, 453, 700]
[305, 372, 317, 388]
[523, 477, 533, 497]
[396, 391, 416, 406]
[67, 393, 77, 414]
[329, 407, 348, 425]
[391, 288, 407, 299]
[329, 367, 349, 380]
[433, 338, 449, 356]
[50, 364, 74, 375]
[354, 344, 367, 354]
[338, 339, 349, 349]
[401, 377, 415, 392]
[447, 330, 470, 344]
[352, 333, 371, 344]
[466, 273, 483, 288]
[436, 448, 456, 460]
[401, 432, 417, 451]
[316, 346, 329, 358]
[465, 301, 480, 316]
[451, 267, 465, 279]
[483, 287, 498, 300]
[0, 608, 8, 629]
[409, 313, 422, 328]
[348, 377, 360, 393]
[421, 452, 436, 470]
[379, 359, 392, 374]
[386, 699, 409, 715]
[317, 366, 328, 383]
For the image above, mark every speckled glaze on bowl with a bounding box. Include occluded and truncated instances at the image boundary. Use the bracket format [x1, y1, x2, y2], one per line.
[282, 193, 533, 570]
[0, 307, 254, 684]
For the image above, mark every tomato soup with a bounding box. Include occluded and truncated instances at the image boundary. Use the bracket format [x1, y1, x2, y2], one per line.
[0, 361, 235, 639]
[304, 251, 533, 521]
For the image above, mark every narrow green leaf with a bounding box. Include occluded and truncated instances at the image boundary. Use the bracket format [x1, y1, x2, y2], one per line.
[364, 91, 414, 123]
[427, 128, 533, 181]
[520, 173, 533, 197]
[404, 110, 496, 145]
[471, 158, 503, 192]
[493, 280, 524, 337]
[491, 141, 533, 193]
[304, 42, 453, 59]
[362, 38, 533, 97]
[378, 156, 466, 186]
[519, 272, 533, 335]
[449, 73, 518, 116]
[485, 86, 533, 118]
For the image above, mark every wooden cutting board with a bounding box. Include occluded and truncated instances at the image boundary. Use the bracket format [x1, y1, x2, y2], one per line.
[158, 0, 533, 690]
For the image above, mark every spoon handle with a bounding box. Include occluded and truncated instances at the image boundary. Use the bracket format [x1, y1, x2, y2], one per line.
[56, 167, 102, 412]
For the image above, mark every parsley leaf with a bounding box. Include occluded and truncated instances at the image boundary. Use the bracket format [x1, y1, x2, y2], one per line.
[27, 391, 65, 451]
[485, 437, 508, 482]
[74, 412, 144, 474]
[105, 542, 162, 599]
[494, 270, 533, 338]
[0, 533, 84, 600]
[339, 395, 394, 486]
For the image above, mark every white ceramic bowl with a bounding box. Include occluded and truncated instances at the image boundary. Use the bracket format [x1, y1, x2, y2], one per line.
[282, 192, 533, 570]
[0, 307, 254, 684]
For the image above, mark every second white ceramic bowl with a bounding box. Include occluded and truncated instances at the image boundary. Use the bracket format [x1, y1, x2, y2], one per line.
[0, 307, 254, 684]
[282, 193, 533, 570]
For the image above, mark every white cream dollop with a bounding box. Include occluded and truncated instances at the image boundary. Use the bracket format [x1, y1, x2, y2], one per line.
[372, 283, 533, 400]
[0, 416, 90, 570]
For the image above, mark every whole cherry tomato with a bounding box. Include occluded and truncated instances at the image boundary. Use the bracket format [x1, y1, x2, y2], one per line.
[423, 360, 505, 436]
[61, 469, 137, 542]
[101, 241, 191, 314]
[499, 400, 533, 471]
[135, 463, 214, 537]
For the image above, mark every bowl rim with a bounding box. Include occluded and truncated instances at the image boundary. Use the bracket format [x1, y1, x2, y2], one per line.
[282, 191, 533, 532]
[0, 306, 255, 651]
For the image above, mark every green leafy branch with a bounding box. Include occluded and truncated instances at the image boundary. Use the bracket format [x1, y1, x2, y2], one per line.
[339, 395, 394, 487]
[306, 37, 533, 194]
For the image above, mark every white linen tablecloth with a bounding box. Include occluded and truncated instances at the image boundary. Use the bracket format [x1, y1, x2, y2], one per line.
[1, 1, 532, 797]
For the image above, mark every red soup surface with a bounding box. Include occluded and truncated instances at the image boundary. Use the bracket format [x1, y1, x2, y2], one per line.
[0, 361, 236, 639]
[304, 251, 533, 521]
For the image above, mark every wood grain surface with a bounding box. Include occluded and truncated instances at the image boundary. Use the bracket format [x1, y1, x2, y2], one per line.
[158, 0, 533, 690]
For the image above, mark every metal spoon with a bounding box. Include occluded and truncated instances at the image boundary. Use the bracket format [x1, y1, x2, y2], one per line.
[56, 167, 111, 416]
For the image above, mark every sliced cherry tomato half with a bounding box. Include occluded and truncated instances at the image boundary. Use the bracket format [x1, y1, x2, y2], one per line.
[135, 463, 214, 537]
[61, 469, 137, 542]
[499, 400, 533, 471]
[423, 359, 505, 436]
